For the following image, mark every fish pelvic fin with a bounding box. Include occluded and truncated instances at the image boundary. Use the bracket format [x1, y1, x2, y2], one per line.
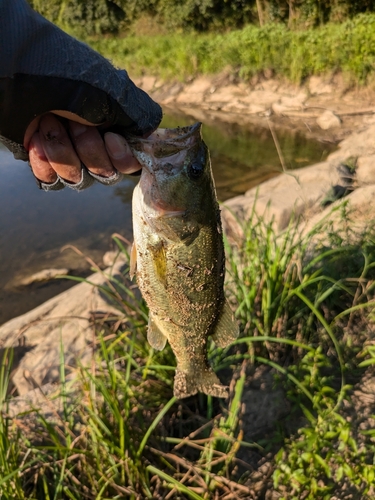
[129, 241, 137, 280]
[147, 316, 167, 351]
[211, 300, 239, 348]
[174, 367, 229, 399]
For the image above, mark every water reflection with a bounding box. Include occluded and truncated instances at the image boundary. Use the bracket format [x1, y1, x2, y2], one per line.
[0, 110, 335, 324]
[154, 110, 333, 200]
[0, 156, 138, 324]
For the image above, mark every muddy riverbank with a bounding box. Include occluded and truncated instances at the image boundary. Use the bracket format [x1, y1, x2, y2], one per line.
[135, 72, 375, 145]
[0, 99, 333, 325]
[2, 73, 375, 500]
[3, 72, 375, 360]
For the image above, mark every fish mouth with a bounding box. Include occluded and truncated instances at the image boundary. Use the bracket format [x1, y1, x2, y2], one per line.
[131, 122, 202, 218]
[128, 122, 202, 145]
[127, 122, 202, 174]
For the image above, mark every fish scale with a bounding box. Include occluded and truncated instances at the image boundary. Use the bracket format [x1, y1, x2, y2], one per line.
[129, 123, 239, 399]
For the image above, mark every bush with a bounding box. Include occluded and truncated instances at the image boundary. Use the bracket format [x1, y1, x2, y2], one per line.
[84, 13, 375, 84]
[29, 0, 375, 35]
[29, 0, 144, 35]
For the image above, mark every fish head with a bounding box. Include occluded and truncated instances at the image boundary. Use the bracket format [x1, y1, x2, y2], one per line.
[129, 123, 217, 239]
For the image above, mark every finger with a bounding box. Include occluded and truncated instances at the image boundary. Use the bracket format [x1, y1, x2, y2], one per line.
[24, 116, 42, 150]
[24, 111, 102, 151]
[104, 132, 141, 174]
[39, 114, 82, 183]
[29, 132, 58, 184]
[69, 122, 115, 177]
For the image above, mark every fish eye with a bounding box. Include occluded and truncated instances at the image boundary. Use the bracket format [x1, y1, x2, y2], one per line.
[187, 161, 204, 180]
[187, 147, 206, 180]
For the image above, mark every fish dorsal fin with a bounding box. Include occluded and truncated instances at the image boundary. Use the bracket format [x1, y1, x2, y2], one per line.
[129, 241, 137, 280]
[147, 316, 167, 351]
[211, 300, 239, 348]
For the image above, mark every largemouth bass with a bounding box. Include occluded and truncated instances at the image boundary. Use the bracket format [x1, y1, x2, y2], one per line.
[129, 123, 238, 399]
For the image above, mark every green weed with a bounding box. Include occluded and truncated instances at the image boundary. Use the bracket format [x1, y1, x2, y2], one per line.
[85, 14, 375, 84]
[1, 204, 375, 498]
[224, 202, 375, 497]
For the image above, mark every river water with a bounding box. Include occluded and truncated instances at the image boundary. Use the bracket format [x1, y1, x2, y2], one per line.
[0, 110, 335, 325]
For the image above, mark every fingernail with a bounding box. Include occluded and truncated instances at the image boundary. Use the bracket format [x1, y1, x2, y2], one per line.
[70, 122, 87, 137]
[105, 132, 129, 159]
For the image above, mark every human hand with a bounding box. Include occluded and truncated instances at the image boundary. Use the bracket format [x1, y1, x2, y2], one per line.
[25, 112, 141, 186]
[1, 0, 162, 190]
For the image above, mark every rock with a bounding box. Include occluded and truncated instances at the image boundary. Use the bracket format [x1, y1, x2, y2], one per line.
[242, 90, 280, 109]
[317, 109, 342, 130]
[308, 76, 334, 95]
[356, 155, 375, 186]
[7, 383, 69, 419]
[254, 79, 280, 92]
[0, 261, 130, 395]
[221, 101, 266, 114]
[184, 77, 212, 95]
[17, 268, 69, 286]
[139, 75, 158, 93]
[302, 184, 375, 241]
[329, 123, 375, 160]
[175, 77, 211, 104]
[161, 83, 185, 104]
[279, 92, 307, 107]
[222, 159, 342, 237]
[222, 118, 375, 240]
[205, 84, 247, 105]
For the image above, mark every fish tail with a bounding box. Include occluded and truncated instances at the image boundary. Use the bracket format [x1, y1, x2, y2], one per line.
[174, 367, 229, 399]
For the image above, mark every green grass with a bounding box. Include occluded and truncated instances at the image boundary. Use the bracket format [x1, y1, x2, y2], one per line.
[84, 13, 375, 84]
[1, 205, 375, 498]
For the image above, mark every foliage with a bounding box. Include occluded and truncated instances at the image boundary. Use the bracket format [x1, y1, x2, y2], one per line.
[1, 206, 375, 497]
[0, 240, 250, 498]
[85, 13, 375, 84]
[29, 0, 129, 35]
[224, 201, 375, 497]
[28, 0, 255, 35]
[26, 0, 375, 85]
[28, 0, 375, 35]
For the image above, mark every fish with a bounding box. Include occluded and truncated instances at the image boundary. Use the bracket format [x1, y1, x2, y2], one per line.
[128, 122, 239, 399]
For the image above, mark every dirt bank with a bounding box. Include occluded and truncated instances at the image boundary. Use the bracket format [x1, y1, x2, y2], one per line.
[2, 73, 375, 500]
[133, 72, 375, 239]
[135, 72, 375, 144]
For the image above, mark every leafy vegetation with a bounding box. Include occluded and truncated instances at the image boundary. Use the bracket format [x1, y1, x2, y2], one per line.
[225, 201, 375, 498]
[29, 0, 375, 34]
[82, 14, 375, 84]
[27, 0, 375, 84]
[1, 205, 375, 498]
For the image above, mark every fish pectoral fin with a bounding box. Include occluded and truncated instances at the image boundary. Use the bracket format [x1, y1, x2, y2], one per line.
[129, 241, 137, 280]
[211, 300, 239, 348]
[147, 316, 167, 351]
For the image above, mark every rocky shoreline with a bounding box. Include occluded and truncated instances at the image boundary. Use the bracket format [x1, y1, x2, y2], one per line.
[136, 72, 375, 144]
[139, 73, 375, 240]
[2, 73, 375, 414]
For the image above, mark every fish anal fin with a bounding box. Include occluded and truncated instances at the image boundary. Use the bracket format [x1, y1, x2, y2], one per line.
[211, 300, 239, 348]
[147, 316, 167, 351]
[129, 241, 137, 280]
[174, 367, 228, 399]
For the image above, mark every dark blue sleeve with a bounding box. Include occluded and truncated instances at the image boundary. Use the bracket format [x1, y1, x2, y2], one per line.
[0, 0, 162, 160]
